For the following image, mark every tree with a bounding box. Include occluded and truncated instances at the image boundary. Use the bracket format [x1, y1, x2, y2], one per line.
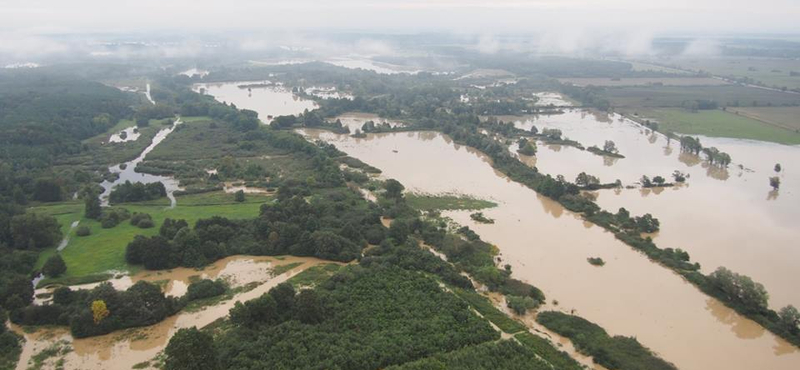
[84, 193, 102, 220]
[10, 212, 62, 249]
[603, 140, 618, 154]
[652, 176, 666, 186]
[165, 327, 218, 370]
[778, 305, 800, 333]
[774, 163, 782, 172]
[770, 176, 780, 190]
[640, 175, 652, 188]
[33, 178, 62, 202]
[92, 300, 110, 324]
[234, 190, 245, 202]
[575, 172, 599, 187]
[42, 254, 67, 277]
[672, 171, 686, 183]
[384, 179, 405, 200]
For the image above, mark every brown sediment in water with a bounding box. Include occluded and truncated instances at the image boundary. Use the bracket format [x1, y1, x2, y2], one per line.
[498, 109, 800, 311]
[292, 116, 800, 370]
[15, 256, 334, 370]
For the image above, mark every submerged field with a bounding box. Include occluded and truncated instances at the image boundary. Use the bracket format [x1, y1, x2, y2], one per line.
[628, 108, 800, 144]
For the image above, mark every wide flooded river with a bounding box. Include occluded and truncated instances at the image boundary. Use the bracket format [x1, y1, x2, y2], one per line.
[204, 87, 800, 369]
[499, 110, 800, 310]
[14, 256, 330, 370]
[194, 81, 317, 122]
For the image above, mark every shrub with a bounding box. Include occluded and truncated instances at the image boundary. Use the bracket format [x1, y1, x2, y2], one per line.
[76, 226, 91, 237]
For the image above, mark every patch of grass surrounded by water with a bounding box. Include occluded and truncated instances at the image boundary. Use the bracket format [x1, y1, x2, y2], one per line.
[405, 193, 497, 211]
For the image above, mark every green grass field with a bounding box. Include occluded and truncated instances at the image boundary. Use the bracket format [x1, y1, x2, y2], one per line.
[30, 191, 272, 284]
[727, 106, 800, 132]
[632, 108, 800, 145]
[603, 85, 800, 108]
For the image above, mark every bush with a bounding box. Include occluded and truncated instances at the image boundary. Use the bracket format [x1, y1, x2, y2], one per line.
[130, 212, 153, 227]
[76, 226, 91, 237]
[137, 218, 155, 229]
[507, 295, 539, 315]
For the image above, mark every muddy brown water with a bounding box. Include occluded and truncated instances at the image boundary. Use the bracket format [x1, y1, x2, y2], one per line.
[14, 256, 330, 370]
[193, 81, 317, 123]
[291, 114, 800, 370]
[499, 110, 800, 311]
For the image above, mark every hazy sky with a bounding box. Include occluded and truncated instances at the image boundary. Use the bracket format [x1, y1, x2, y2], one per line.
[2, 0, 798, 35]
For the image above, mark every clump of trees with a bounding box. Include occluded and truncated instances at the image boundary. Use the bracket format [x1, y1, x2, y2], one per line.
[707, 267, 769, 313]
[130, 212, 154, 228]
[109, 181, 167, 204]
[680, 136, 731, 167]
[507, 295, 540, 315]
[10, 281, 181, 338]
[470, 212, 495, 224]
[517, 138, 537, 156]
[100, 207, 131, 228]
[186, 279, 228, 301]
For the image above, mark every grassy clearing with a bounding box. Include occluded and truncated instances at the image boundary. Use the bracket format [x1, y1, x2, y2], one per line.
[632, 108, 800, 145]
[603, 85, 800, 108]
[30, 193, 269, 283]
[727, 106, 800, 132]
[453, 288, 527, 334]
[287, 263, 342, 287]
[405, 193, 497, 211]
[269, 262, 303, 277]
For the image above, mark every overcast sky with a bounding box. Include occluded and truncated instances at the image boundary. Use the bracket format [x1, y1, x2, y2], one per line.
[2, 0, 799, 35]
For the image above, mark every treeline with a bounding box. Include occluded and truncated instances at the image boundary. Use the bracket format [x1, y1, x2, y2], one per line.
[125, 187, 384, 270]
[537, 311, 678, 370]
[109, 181, 167, 204]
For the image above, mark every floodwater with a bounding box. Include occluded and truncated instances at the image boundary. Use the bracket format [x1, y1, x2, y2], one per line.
[533, 92, 572, 107]
[108, 126, 140, 143]
[193, 81, 317, 123]
[324, 57, 422, 75]
[56, 221, 81, 251]
[14, 256, 329, 370]
[498, 109, 800, 310]
[99, 118, 183, 208]
[287, 114, 800, 370]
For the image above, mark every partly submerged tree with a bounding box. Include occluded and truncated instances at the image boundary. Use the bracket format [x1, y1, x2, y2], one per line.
[770, 176, 781, 190]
